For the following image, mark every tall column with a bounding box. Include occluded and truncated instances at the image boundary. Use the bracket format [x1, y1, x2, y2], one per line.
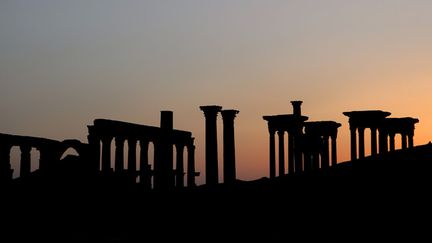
[401, 133, 408, 149]
[87, 126, 101, 173]
[155, 111, 174, 190]
[350, 127, 357, 160]
[20, 145, 31, 177]
[114, 137, 125, 173]
[187, 141, 196, 187]
[408, 133, 414, 148]
[128, 138, 137, 181]
[200, 105, 222, 186]
[371, 128, 377, 156]
[221, 109, 239, 184]
[379, 129, 388, 154]
[269, 128, 276, 179]
[288, 133, 295, 174]
[139, 139, 151, 189]
[389, 133, 395, 151]
[294, 133, 303, 173]
[0, 143, 13, 181]
[358, 127, 365, 159]
[175, 143, 185, 188]
[277, 130, 285, 176]
[321, 136, 330, 168]
[331, 135, 337, 166]
[101, 136, 112, 174]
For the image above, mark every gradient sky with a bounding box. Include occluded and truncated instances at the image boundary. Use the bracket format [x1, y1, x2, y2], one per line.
[1, 0, 432, 184]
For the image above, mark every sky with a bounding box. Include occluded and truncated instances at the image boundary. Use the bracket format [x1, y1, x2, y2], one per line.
[1, 0, 432, 184]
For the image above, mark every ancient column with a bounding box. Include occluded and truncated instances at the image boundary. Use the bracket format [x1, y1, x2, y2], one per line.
[288, 133, 295, 174]
[87, 126, 101, 173]
[331, 135, 337, 166]
[321, 136, 330, 168]
[114, 137, 125, 173]
[200, 105, 222, 185]
[175, 143, 185, 188]
[187, 141, 196, 187]
[101, 136, 113, 174]
[154, 111, 175, 190]
[389, 133, 396, 152]
[268, 127, 276, 179]
[358, 127, 365, 159]
[408, 133, 414, 148]
[221, 109, 239, 184]
[401, 133, 408, 150]
[278, 130, 285, 176]
[20, 145, 31, 177]
[128, 138, 137, 181]
[0, 143, 12, 181]
[139, 139, 151, 189]
[294, 132, 303, 173]
[350, 126, 357, 160]
[291, 101, 303, 116]
[378, 129, 388, 154]
[370, 128, 378, 156]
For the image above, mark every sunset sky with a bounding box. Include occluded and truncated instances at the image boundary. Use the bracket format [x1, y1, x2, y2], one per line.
[1, 0, 432, 184]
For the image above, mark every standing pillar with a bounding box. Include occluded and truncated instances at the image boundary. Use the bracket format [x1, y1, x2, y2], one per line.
[288, 133, 295, 174]
[277, 130, 285, 176]
[321, 136, 330, 168]
[401, 133, 408, 150]
[268, 128, 276, 179]
[294, 133, 303, 173]
[114, 137, 125, 173]
[128, 138, 137, 181]
[20, 145, 31, 177]
[87, 126, 101, 173]
[101, 136, 113, 174]
[200, 105, 222, 185]
[358, 127, 365, 159]
[221, 109, 239, 184]
[371, 128, 377, 156]
[389, 133, 396, 152]
[350, 127, 357, 160]
[0, 143, 13, 181]
[139, 139, 151, 189]
[187, 141, 196, 187]
[408, 133, 414, 148]
[175, 143, 185, 188]
[155, 111, 175, 190]
[331, 135, 337, 166]
[379, 129, 388, 154]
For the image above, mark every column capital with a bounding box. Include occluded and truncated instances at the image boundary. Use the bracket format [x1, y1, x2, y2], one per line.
[200, 105, 222, 118]
[221, 109, 239, 120]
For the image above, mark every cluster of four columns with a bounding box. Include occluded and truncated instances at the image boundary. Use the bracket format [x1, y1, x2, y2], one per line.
[200, 106, 239, 185]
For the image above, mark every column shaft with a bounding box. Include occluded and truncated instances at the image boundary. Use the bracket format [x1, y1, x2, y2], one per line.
[221, 110, 238, 184]
[379, 129, 388, 154]
[0, 144, 13, 181]
[115, 137, 125, 173]
[358, 128, 365, 159]
[331, 136, 337, 166]
[401, 134, 408, 149]
[175, 144, 185, 188]
[408, 135, 414, 148]
[269, 130, 276, 179]
[350, 127, 357, 160]
[101, 137, 112, 173]
[288, 133, 295, 174]
[389, 133, 395, 151]
[278, 131, 285, 176]
[187, 144, 196, 187]
[128, 139, 137, 181]
[139, 140, 151, 189]
[371, 128, 377, 155]
[321, 136, 330, 168]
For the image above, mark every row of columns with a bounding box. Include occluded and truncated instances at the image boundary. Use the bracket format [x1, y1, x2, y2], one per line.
[88, 112, 197, 190]
[200, 106, 239, 185]
[344, 111, 419, 160]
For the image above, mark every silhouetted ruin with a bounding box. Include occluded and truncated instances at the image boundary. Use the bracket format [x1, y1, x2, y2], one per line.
[2, 101, 431, 242]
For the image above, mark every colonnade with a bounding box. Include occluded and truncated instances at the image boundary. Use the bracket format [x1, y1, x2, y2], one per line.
[88, 111, 197, 190]
[343, 111, 418, 160]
